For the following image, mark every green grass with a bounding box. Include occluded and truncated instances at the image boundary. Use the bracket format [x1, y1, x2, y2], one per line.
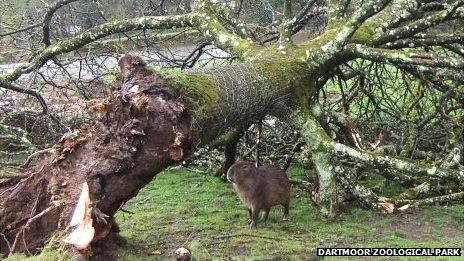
[4, 167, 463, 260]
[111, 168, 463, 260]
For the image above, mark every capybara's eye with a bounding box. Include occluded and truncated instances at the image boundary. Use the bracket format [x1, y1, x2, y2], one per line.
[242, 165, 248, 169]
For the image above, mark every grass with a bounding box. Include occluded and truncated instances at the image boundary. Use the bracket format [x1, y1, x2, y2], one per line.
[110, 167, 463, 260]
[3, 167, 463, 260]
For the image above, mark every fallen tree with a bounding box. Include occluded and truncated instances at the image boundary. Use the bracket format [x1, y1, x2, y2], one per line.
[1, 0, 463, 255]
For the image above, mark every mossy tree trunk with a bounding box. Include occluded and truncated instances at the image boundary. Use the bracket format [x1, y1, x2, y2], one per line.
[0, 48, 325, 255]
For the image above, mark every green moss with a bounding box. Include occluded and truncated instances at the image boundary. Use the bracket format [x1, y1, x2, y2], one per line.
[248, 50, 317, 106]
[183, 73, 220, 106]
[300, 29, 339, 51]
[156, 68, 220, 109]
[190, 10, 256, 59]
[350, 20, 376, 43]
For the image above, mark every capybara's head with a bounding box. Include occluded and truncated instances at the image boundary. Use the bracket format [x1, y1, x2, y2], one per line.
[226, 161, 257, 183]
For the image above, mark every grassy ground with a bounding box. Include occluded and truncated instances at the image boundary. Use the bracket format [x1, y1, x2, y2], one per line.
[110, 167, 463, 260]
[3, 167, 463, 260]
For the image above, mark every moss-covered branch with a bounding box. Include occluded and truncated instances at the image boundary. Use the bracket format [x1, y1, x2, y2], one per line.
[0, 14, 197, 84]
[192, 0, 259, 59]
[373, 1, 464, 45]
[291, 110, 343, 218]
[333, 143, 464, 182]
[42, 0, 80, 46]
[322, 0, 391, 54]
[345, 44, 464, 70]
[385, 33, 464, 49]
[396, 191, 464, 209]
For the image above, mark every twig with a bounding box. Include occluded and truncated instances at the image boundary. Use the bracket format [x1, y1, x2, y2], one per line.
[0, 232, 12, 253]
[11, 191, 41, 254]
[0, 164, 46, 197]
[214, 233, 279, 240]
[0, 23, 42, 37]
[135, 196, 151, 205]
[282, 141, 304, 170]
[119, 209, 134, 214]
[0, 173, 31, 179]
[214, 233, 303, 241]
[22, 148, 55, 168]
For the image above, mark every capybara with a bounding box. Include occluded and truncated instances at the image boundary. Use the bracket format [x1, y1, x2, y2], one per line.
[227, 161, 290, 228]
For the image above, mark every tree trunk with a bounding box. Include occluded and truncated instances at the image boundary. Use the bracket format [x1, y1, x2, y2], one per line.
[0, 89, 192, 254]
[292, 111, 344, 219]
[0, 53, 319, 254]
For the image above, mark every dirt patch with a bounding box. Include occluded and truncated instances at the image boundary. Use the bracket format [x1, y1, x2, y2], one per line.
[385, 218, 434, 241]
[442, 223, 462, 238]
[231, 244, 251, 256]
[212, 199, 225, 208]
[375, 210, 462, 242]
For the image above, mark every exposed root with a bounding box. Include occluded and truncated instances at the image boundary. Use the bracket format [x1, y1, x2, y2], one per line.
[0, 164, 46, 197]
[21, 148, 55, 168]
[0, 55, 193, 255]
[0, 172, 30, 179]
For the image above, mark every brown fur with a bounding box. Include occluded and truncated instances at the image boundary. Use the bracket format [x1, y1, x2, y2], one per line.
[227, 161, 290, 228]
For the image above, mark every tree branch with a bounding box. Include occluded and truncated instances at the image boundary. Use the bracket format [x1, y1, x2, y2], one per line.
[0, 14, 196, 84]
[42, 0, 80, 46]
[323, 0, 391, 54]
[384, 33, 464, 49]
[345, 44, 464, 70]
[333, 142, 464, 182]
[193, 0, 258, 58]
[0, 23, 42, 37]
[374, 1, 464, 45]
[0, 81, 65, 127]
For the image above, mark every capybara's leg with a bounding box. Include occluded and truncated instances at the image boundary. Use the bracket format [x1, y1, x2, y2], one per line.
[250, 207, 260, 229]
[263, 208, 270, 223]
[247, 208, 252, 225]
[283, 202, 289, 220]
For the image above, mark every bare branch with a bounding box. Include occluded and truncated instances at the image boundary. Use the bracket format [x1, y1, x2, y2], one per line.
[290, 0, 320, 27]
[0, 23, 42, 37]
[42, 0, 80, 46]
